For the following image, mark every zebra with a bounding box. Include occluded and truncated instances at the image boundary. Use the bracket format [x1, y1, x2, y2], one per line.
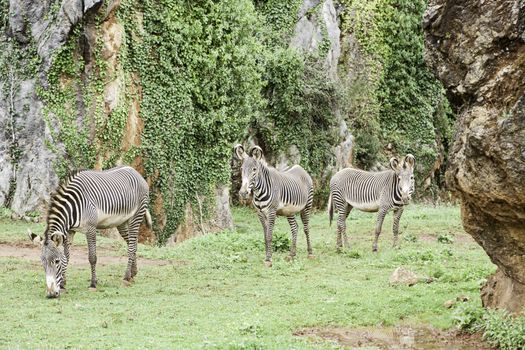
[234, 144, 314, 267]
[28, 166, 152, 298]
[328, 154, 415, 252]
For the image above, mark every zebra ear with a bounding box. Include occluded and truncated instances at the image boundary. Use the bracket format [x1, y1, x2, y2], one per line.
[404, 154, 415, 168]
[249, 146, 263, 161]
[50, 232, 65, 247]
[27, 229, 43, 246]
[234, 144, 246, 160]
[390, 157, 400, 172]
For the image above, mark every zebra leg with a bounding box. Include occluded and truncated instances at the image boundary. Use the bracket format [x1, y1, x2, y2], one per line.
[336, 203, 349, 252]
[123, 214, 142, 283]
[392, 207, 404, 248]
[117, 222, 137, 279]
[117, 223, 129, 243]
[61, 230, 75, 289]
[286, 216, 298, 261]
[372, 207, 388, 252]
[342, 205, 352, 249]
[86, 227, 98, 290]
[61, 235, 71, 289]
[300, 207, 314, 258]
[257, 210, 268, 239]
[264, 210, 276, 267]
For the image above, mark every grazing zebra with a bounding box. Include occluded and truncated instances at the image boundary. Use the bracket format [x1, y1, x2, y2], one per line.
[234, 144, 314, 267]
[328, 155, 415, 252]
[28, 166, 151, 298]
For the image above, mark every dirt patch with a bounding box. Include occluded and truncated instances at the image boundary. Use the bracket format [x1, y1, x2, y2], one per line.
[294, 325, 494, 350]
[0, 243, 184, 267]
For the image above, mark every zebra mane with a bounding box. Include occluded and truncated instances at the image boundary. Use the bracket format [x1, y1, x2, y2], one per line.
[50, 170, 84, 200]
[45, 169, 86, 234]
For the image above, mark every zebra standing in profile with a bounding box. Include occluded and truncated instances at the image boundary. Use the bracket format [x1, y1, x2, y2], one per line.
[28, 166, 151, 298]
[328, 155, 415, 252]
[234, 144, 314, 267]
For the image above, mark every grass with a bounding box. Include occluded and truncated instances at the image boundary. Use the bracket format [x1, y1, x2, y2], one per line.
[0, 204, 495, 349]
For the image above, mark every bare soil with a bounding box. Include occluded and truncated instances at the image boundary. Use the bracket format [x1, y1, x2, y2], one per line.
[0, 242, 182, 267]
[294, 325, 494, 350]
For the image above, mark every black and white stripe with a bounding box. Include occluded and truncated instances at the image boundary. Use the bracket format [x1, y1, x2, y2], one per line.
[235, 145, 314, 266]
[31, 166, 151, 297]
[328, 155, 415, 252]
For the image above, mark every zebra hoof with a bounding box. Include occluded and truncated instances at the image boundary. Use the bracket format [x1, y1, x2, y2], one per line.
[88, 287, 97, 292]
[372, 247, 378, 253]
[307, 254, 316, 260]
[122, 279, 133, 287]
[264, 261, 273, 268]
[284, 255, 295, 262]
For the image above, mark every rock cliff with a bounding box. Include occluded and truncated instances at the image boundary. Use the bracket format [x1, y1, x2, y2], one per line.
[424, 0, 525, 313]
[0, 0, 232, 241]
[0, 0, 102, 216]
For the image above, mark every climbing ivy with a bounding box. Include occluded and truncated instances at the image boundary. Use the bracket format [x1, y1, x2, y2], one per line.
[32, 0, 454, 243]
[38, 6, 135, 178]
[247, 1, 342, 205]
[38, 25, 97, 177]
[119, 0, 264, 242]
[341, 0, 454, 191]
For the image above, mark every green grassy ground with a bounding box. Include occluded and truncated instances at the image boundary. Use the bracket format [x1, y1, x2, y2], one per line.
[0, 204, 495, 349]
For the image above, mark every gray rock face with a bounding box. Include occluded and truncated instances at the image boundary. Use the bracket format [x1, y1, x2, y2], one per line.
[287, 0, 352, 175]
[214, 186, 233, 230]
[290, 0, 341, 78]
[0, 0, 101, 216]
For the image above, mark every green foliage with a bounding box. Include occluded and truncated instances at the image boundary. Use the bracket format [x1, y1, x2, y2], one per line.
[0, 1, 7, 31]
[453, 302, 485, 332]
[454, 303, 525, 350]
[255, 0, 302, 45]
[341, 0, 454, 187]
[0, 206, 13, 219]
[254, 49, 338, 177]
[250, 2, 341, 205]
[403, 232, 418, 243]
[437, 233, 454, 244]
[119, 0, 264, 242]
[38, 28, 97, 177]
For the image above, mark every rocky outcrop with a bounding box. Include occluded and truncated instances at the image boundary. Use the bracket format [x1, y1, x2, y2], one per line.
[291, 0, 341, 79]
[238, 0, 352, 196]
[424, 0, 525, 313]
[0, 0, 102, 216]
[290, 0, 353, 172]
[0, 0, 232, 243]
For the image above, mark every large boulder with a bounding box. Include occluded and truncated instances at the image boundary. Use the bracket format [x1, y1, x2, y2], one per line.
[424, 0, 525, 313]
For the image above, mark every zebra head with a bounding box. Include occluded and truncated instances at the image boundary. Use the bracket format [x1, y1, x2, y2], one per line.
[28, 229, 66, 298]
[234, 144, 263, 200]
[390, 154, 415, 204]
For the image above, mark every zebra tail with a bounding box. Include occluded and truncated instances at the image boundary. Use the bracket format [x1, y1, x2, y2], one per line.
[145, 210, 153, 229]
[328, 191, 333, 227]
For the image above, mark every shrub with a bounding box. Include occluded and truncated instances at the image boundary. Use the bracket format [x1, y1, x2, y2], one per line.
[453, 302, 525, 350]
[437, 233, 454, 244]
[452, 302, 484, 332]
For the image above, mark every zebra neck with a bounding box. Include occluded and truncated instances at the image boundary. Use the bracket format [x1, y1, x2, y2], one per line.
[253, 164, 271, 201]
[45, 220, 71, 242]
[46, 202, 78, 239]
[392, 173, 403, 205]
